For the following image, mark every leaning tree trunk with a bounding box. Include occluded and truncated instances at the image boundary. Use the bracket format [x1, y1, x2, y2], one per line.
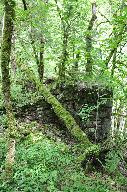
[1, 0, 16, 179]
[38, 82, 100, 161]
[21, 64, 100, 162]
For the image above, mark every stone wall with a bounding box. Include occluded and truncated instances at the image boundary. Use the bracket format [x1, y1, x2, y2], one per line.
[52, 83, 113, 142]
[0, 83, 113, 143]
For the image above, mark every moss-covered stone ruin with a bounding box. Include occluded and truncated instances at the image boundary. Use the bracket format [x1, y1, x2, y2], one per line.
[12, 82, 113, 143]
[53, 83, 112, 142]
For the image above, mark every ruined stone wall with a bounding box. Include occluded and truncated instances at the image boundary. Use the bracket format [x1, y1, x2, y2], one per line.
[0, 83, 113, 143]
[52, 84, 113, 142]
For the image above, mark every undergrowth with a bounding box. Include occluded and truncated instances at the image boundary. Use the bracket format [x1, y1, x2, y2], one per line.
[0, 127, 120, 192]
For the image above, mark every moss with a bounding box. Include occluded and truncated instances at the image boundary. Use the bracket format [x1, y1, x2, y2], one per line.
[78, 144, 100, 163]
[1, 0, 16, 179]
[1, 0, 16, 129]
[37, 83, 93, 147]
[71, 127, 91, 146]
[21, 61, 101, 160]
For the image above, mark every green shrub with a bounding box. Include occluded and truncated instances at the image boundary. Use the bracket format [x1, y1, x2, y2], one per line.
[0, 115, 7, 129]
[105, 137, 127, 189]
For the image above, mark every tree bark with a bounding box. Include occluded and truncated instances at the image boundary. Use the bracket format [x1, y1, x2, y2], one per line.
[21, 64, 100, 162]
[70, 49, 80, 80]
[22, 0, 45, 82]
[55, 0, 69, 83]
[86, 3, 97, 75]
[38, 36, 45, 82]
[105, 1, 126, 68]
[111, 49, 117, 77]
[11, 28, 17, 74]
[74, 50, 80, 71]
[1, 0, 16, 179]
[58, 29, 68, 83]
[105, 29, 125, 68]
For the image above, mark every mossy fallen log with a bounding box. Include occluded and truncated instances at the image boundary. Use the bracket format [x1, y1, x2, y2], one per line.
[20, 65, 100, 163]
[38, 83, 92, 147]
[38, 82, 100, 163]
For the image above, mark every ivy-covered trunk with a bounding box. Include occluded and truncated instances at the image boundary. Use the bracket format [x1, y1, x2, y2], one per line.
[1, 0, 16, 179]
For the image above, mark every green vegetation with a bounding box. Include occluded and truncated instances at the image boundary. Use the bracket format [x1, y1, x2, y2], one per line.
[0, 0, 127, 191]
[0, 124, 125, 192]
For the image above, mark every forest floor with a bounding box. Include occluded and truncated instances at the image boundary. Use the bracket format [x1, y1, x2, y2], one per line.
[0, 85, 127, 192]
[0, 119, 125, 192]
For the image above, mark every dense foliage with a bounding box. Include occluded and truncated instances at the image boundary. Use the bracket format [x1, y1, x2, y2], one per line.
[0, 123, 126, 192]
[0, 0, 127, 191]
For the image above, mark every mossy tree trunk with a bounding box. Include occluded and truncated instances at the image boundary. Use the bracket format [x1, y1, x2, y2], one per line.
[1, 0, 16, 179]
[39, 84, 91, 147]
[38, 36, 45, 82]
[85, 3, 97, 75]
[55, 0, 69, 84]
[105, 2, 126, 69]
[22, 64, 100, 162]
[29, 30, 45, 83]
[71, 49, 80, 80]
[22, 0, 45, 83]
[38, 84, 99, 160]
[58, 28, 69, 83]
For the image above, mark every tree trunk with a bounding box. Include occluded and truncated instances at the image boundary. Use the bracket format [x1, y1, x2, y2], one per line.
[22, 0, 45, 82]
[21, 64, 100, 163]
[70, 49, 80, 81]
[1, 0, 16, 179]
[58, 28, 68, 83]
[105, 2, 126, 68]
[11, 28, 17, 74]
[86, 3, 97, 74]
[111, 49, 117, 77]
[54, 0, 69, 84]
[38, 36, 45, 82]
[39, 84, 91, 146]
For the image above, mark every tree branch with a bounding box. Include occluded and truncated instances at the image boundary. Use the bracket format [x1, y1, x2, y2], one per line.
[22, 0, 27, 10]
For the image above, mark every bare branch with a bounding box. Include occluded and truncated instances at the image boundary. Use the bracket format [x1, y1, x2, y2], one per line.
[98, 10, 110, 23]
